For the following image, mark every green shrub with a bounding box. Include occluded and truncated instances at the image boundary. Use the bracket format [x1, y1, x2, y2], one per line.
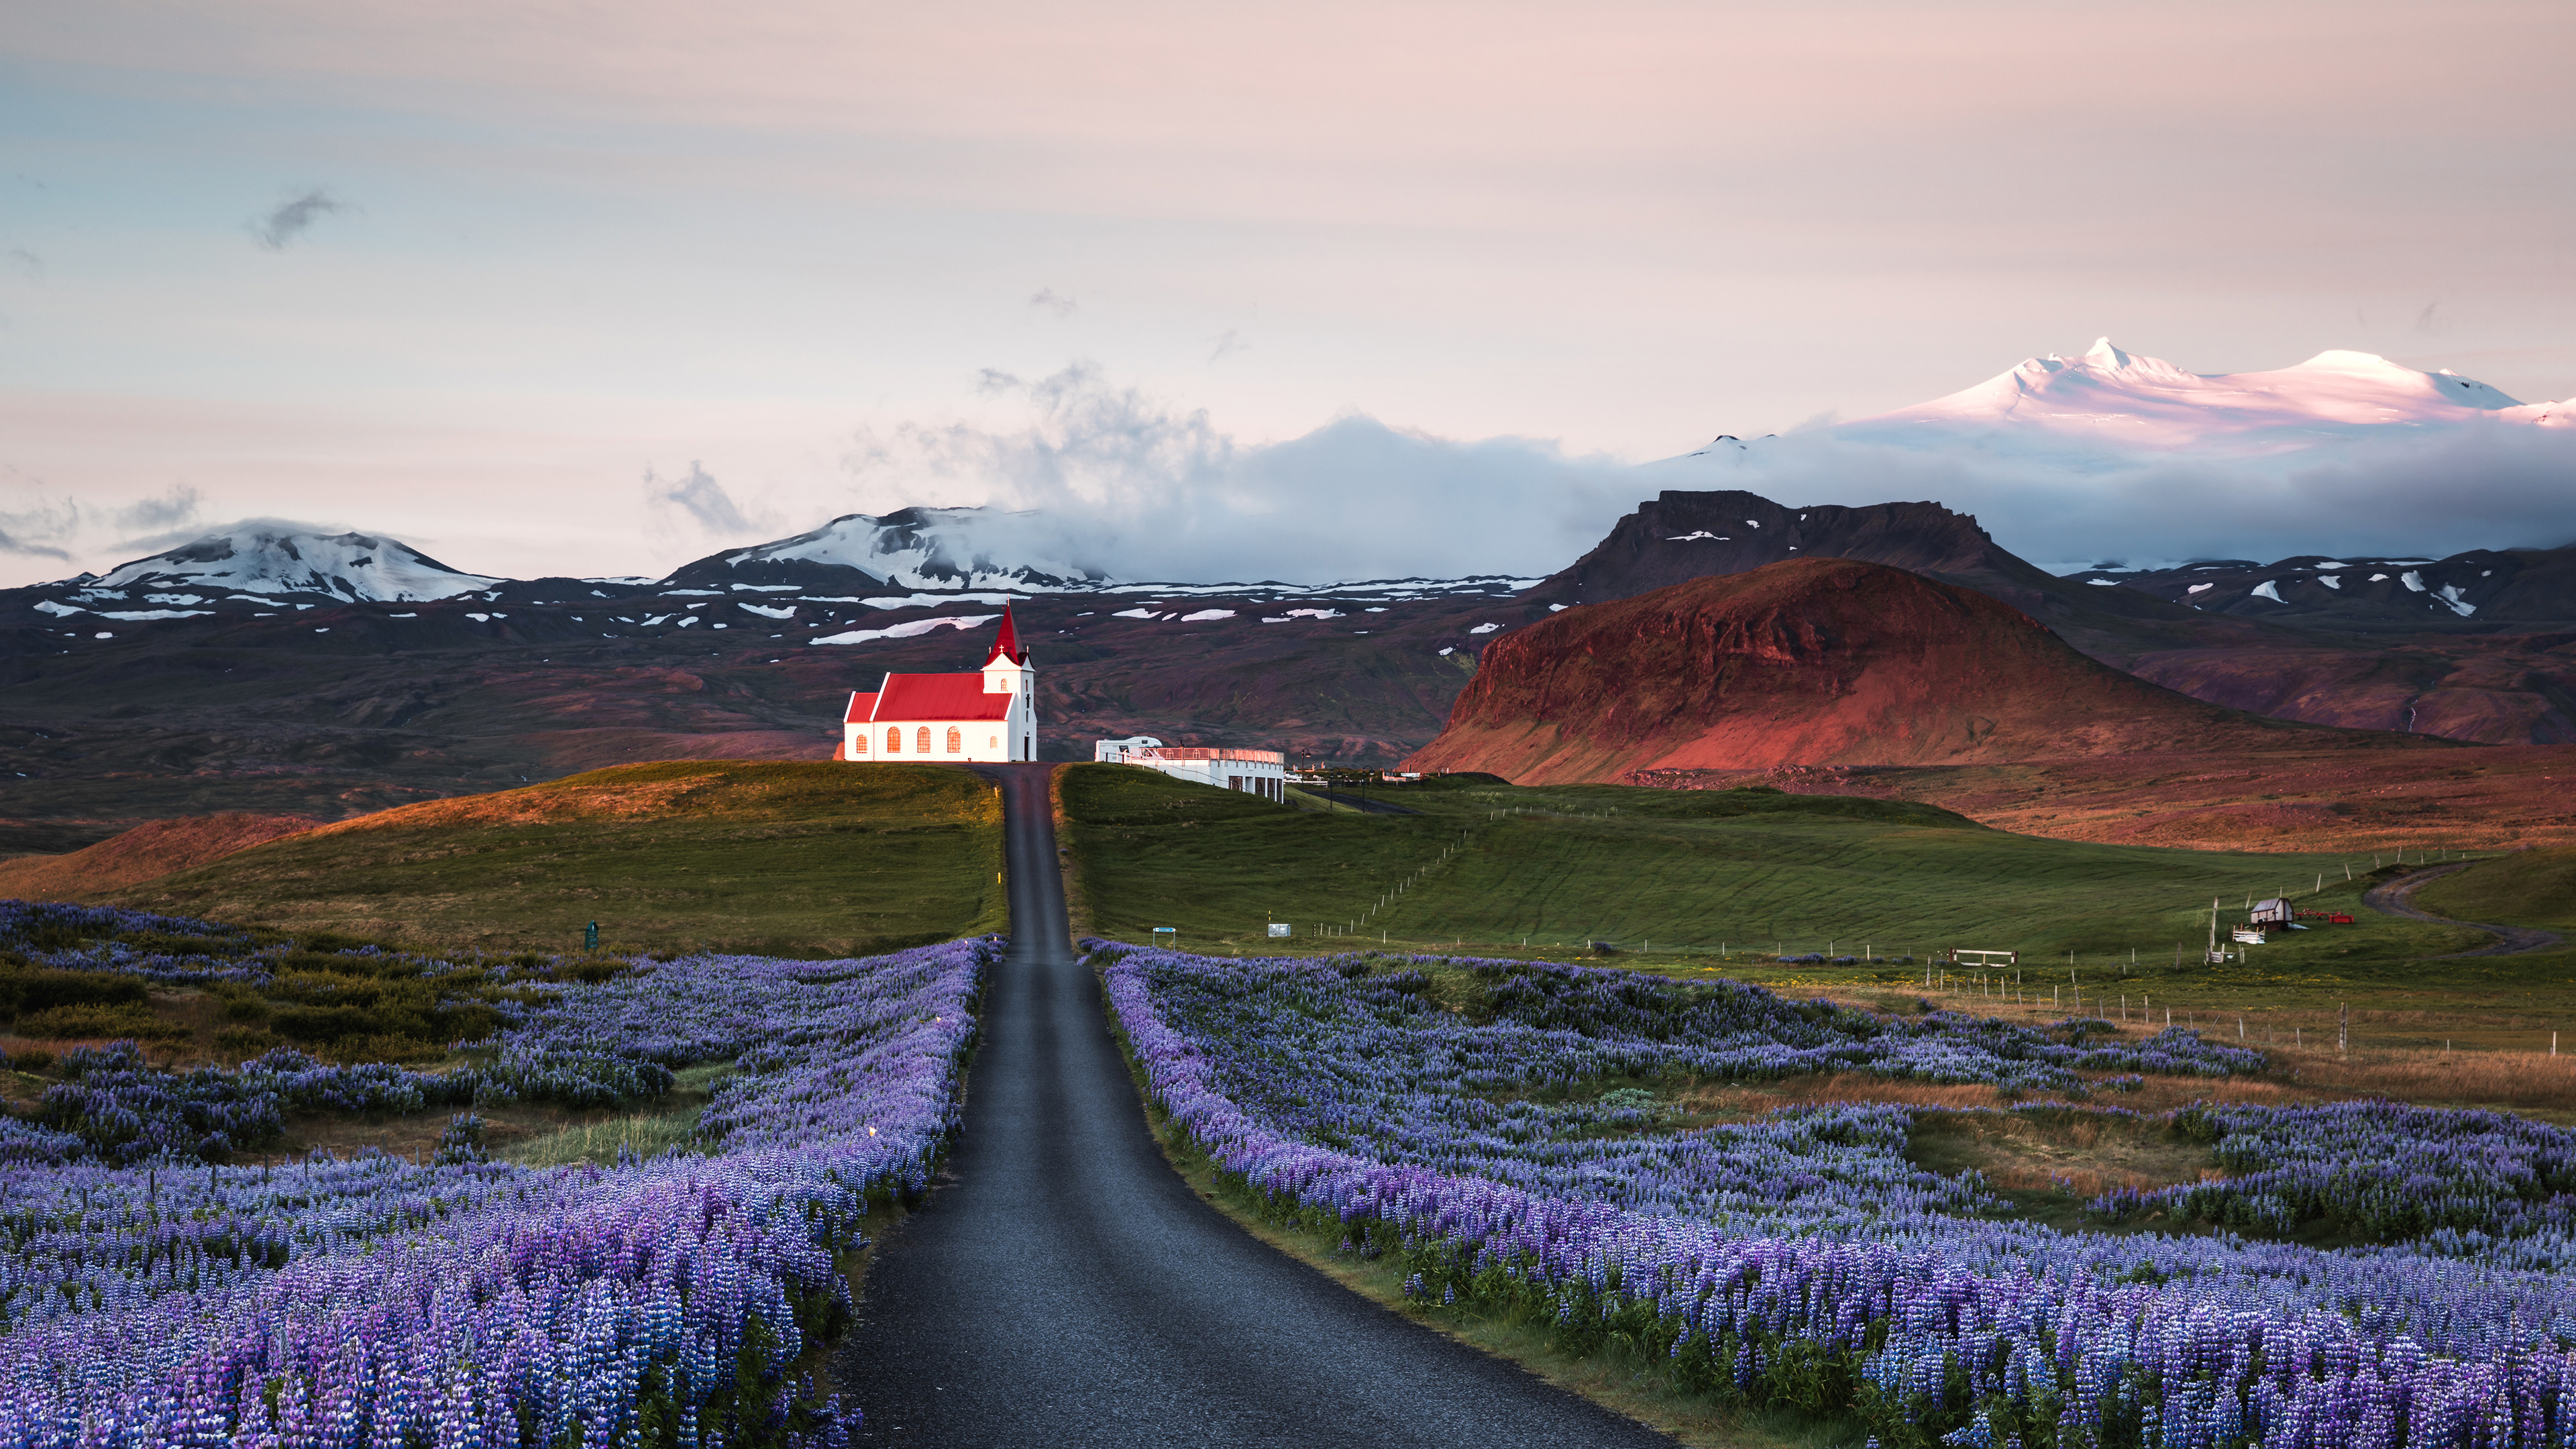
[213, 1027, 277, 1057]
[15, 1003, 189, 1042]
[217, 994, 271, 1024]
[0, 969, 150, 1018]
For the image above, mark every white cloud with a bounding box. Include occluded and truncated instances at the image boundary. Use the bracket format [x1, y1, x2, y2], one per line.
[1652, 425, 2576, 569]
[0, 492, 78, 560]
[113, 483, 201, 534]
[840, 362, 1631, 582]
[644, 460, 775, 538]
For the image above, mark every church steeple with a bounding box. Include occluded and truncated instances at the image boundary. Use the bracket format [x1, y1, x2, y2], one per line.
[983, 603, 1027, 667]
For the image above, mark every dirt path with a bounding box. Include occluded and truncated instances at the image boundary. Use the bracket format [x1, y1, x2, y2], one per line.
[2362, 862, 2565, 958]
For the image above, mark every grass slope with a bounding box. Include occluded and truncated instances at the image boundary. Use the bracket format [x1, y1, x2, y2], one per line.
[103, 762, 1005, 957]
[2417, 846, 2576, 930]
[1060, 765, 2573, 1026]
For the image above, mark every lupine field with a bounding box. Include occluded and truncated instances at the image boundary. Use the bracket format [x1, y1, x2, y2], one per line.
[1100, 943, 2576, 1449]
[0, 900, 994, 1449]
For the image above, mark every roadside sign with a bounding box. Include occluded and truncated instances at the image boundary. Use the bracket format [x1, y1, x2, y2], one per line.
[584, 921, 599, 951]
[1152, 927, 1177, 943]
[1267, 924, 1291, 938]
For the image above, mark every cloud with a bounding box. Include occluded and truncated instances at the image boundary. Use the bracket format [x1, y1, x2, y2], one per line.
[0, 527, 73, 560]
[841, 362, 1630, 582]
[0, 492, 80, 560]
[1650, 424, 2576, 570]
[840, 360, 2576, 586]
[1028, 288, 1077, 317]
[645, 460, 771, 537]
[252, 188, 347, 250]
[1207, 329, 1246, 364]
[113, 484, 201, 533]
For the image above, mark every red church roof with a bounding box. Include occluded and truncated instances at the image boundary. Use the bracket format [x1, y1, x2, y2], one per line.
[843, 691, 878, 724]
[870, 673, 1012, 721]
[983, 603, 1026, 666]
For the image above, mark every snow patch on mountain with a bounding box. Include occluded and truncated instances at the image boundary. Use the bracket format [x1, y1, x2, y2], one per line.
[809, 614, 1002, 647]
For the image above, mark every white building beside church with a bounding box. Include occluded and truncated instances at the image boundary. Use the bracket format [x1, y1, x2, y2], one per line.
[1097, 736, 1287, 802]
[841, 604, 1038, 763]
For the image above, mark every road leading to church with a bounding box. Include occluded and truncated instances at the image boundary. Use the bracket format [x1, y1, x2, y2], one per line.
[836, 763, 1675, 1447]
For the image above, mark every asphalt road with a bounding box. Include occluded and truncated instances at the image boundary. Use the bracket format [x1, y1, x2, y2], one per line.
[835, 763, 1674, 1448]
[2362, 861, 2565, 957]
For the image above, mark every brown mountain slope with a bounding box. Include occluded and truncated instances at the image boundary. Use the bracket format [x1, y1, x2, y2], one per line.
[1407, 559, 2455, 784]
[0, 812, 320, 902]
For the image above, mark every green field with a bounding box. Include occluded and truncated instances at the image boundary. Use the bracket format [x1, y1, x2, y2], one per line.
[105, 761, 1006, 958]
[1061, 765, 2576, 1037]
[2418, 845, 2576, 930]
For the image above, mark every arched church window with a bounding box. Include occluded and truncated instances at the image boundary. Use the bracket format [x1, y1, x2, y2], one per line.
[988, 735, 998, 749]
[853, 733, 867, 754]
[916, 727, 932, 753]
[945, 727, 962, 753]
[885, 727, 902, 753]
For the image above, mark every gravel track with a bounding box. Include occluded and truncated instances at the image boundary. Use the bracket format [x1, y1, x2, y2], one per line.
[835, 763, 1675, 1447]
[2361, 861, 2564, 957]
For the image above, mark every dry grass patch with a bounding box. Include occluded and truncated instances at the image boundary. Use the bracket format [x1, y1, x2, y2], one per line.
[2263, 1044, 2576, 1117]
[1670, 1069, 2342, 1124]
[1907, 1109, 2220, 1203]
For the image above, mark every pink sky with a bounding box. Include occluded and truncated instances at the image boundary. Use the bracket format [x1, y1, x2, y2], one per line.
[1, 0, 2569, 584]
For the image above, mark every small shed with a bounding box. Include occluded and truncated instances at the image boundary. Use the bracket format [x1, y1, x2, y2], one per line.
[2249, 898, 2294, 927]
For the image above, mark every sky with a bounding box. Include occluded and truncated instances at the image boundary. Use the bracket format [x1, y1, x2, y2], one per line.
[2, 0, 2572, 587]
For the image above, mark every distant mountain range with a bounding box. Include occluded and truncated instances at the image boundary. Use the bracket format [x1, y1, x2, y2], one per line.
[2, 338, 2572, 838]
[1829, 338, 2570, 458]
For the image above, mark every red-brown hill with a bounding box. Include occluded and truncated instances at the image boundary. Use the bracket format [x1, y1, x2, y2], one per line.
[0, 812, 321, 902]
[1406, 558, 2455, 784]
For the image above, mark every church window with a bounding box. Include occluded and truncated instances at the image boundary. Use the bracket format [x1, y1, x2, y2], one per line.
[945, 727, 962, 753]
[885, 727, 902, 753]
[916, 727, 932, 753]
[853, 733, 867, 754]
[988, 735, 998, 748]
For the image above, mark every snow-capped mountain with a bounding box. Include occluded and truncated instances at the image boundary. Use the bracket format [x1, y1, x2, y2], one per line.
[1834, 338, 2568, 457]
[660, 506, 1111, 594]
[24, 525, 504, 622]
[1649, 338, 2576, 568]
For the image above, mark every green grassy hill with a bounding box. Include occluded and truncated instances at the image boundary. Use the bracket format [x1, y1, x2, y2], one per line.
[1061, 765, 2532, 1015]
[106, 761, 1005, 957]
[2416, 846, 2576, 930]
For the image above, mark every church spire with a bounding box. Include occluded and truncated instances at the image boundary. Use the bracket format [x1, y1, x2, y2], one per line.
[983, 602, 1026, 665]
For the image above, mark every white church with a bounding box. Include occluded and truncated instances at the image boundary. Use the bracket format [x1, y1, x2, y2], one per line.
[841, 605, 1038, 763]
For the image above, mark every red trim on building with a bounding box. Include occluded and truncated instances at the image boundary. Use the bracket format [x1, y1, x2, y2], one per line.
[843, 691, 879, 724]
